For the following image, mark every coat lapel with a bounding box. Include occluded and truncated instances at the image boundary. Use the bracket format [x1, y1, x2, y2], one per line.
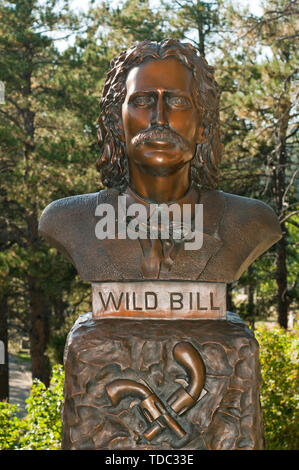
[162, 190, 225, 280]
[100, 189, 144, 279]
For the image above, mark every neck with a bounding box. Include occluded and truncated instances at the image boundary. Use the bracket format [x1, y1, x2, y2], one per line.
[128, 162, 191, 203]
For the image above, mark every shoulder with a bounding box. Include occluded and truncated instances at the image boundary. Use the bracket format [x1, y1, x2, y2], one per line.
[39, 189, 124, 280]
[39, 192, 98, 235]
[200, 190, 282, 282]
[39, 189, 119, 235]
[220, 191, 281, 279]
[201, 189, 281, 240]
[38, 189, 120, 258]
[221, 191, 282, 239]
[38, 193, 97, 263]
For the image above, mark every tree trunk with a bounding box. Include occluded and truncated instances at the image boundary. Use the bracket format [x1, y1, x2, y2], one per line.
[28, 279, 51, 386]
[273, 98, 290, 329]
[26, 204, 51, 386]
[198, 28, 205, 57]
[247, 282, 255, 331]
[276, 223, 288, 329]
[0, 293, 9, 401]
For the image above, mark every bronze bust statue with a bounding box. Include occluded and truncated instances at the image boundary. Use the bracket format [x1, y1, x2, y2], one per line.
[46, 40, 280, 450]
[39, 39, 281, 283]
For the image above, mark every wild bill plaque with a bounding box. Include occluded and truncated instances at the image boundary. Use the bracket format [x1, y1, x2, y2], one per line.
[92, 281, 226, 319]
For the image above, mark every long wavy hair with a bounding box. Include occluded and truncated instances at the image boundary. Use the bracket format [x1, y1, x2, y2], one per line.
[96, 39, 222, 192]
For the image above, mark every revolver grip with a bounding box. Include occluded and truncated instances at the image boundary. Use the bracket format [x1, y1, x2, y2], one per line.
[168, 341, 206, 415]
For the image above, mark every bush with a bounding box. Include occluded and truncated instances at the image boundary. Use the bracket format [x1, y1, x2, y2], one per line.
[256, 325, 299, 450]
[0, 402, 21, 449]
[19, 364, 64, 450]
[0, 364, 64, 450]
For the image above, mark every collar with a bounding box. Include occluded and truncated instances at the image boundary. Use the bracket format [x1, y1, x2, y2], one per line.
[122, 182, 200, 220]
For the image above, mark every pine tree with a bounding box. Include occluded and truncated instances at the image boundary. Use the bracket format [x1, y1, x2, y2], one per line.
[216, 0, 298, 327]
[0, 0, 91, 384]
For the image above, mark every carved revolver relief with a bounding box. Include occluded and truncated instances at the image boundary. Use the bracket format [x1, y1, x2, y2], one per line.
[105, 341, 206, 443]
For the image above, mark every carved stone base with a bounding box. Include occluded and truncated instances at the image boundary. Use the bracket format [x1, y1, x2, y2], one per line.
[62, 313, 264, 450]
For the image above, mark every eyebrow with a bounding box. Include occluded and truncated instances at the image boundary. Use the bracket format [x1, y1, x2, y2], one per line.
[128, 90, 193, 102]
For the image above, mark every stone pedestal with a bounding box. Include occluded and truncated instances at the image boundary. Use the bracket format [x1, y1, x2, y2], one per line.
[62, 313, 264, 450]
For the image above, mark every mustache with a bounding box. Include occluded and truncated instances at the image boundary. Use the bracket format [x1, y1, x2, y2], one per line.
[131, 126, 189, 151]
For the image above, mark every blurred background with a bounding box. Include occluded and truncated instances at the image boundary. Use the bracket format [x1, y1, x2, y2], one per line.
[0, 0, 298, 450]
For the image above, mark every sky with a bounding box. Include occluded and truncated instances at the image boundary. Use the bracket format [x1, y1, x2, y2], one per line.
[67, 0, 264, 16]
[51, 0, 264, 52]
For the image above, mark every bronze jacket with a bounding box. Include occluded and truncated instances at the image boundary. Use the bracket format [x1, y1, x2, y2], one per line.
[38, 188, 281, 283]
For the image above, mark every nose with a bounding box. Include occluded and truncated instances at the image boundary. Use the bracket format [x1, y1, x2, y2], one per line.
[151, 93, 168, 127]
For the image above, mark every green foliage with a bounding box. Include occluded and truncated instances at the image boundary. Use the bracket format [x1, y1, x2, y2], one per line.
[256, 326, 299, 449]
[19, 364, 64, 450]
[0, 365, 64, 450]
[0, 402, 21, 450]
[162, 0, 222, 56]
[93, 0, 167, 48]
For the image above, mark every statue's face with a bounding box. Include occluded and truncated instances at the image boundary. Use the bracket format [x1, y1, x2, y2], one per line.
[121, 57, 202, 177]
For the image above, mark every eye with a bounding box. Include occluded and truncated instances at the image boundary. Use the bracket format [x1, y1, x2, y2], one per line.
[132, 95, 155, 107]
[167, 96, 191, 108]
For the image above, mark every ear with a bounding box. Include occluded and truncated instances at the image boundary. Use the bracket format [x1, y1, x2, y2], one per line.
[196, 126, 208, 145]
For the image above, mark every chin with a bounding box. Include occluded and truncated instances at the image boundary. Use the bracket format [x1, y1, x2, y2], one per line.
[137, 155, 188, 176]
